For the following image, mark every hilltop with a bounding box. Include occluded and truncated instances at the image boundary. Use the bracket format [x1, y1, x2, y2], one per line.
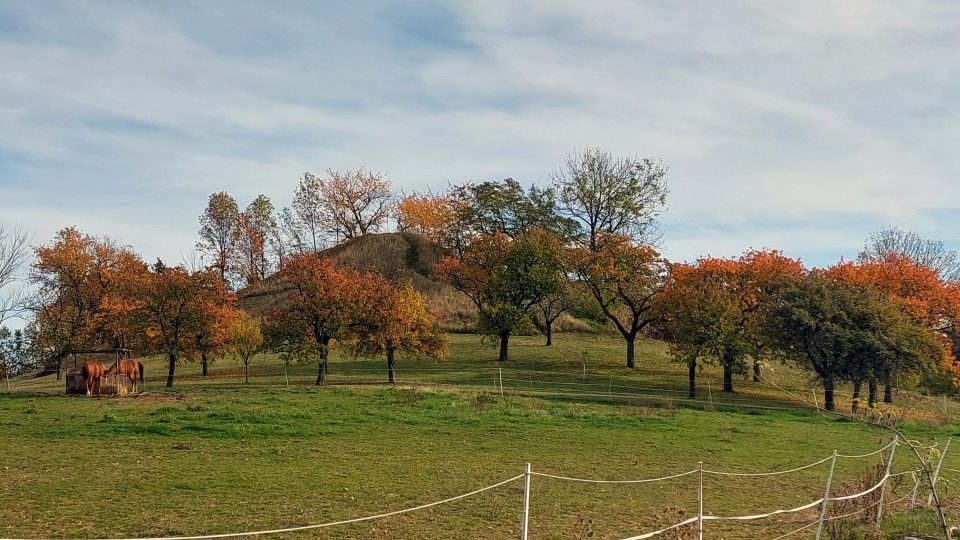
[236, 232, 478, 331]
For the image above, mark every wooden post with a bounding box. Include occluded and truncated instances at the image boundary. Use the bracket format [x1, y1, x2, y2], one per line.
[876, 439, 897, 527]
[815, 451, 838, 540]
[926, 438, 951, 507]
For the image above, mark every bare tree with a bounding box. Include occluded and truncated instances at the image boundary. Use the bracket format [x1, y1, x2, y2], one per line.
[0, 224, 30, 327]
[554, 148, 668, 250]
[859, 226, 960, 282]
[320, 168, 394, 241]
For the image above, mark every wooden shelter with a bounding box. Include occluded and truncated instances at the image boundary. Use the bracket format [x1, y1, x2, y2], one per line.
[65, 348, 131, 396]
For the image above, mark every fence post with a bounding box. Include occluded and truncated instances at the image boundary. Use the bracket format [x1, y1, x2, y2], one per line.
[876, 439, 897, 527]
[520, 463, 531, 540]
[499, 368, 504, 397]
[697, 461, 704, 540]
[815, 450, 838, 540]
[812, 389, 820, 412]
[926, 437, 951, 507]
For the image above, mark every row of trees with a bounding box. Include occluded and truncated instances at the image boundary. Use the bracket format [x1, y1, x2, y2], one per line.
[408, 150, 960, 411]
[23, 227, 445, 387]
[7, 147, 960, 407]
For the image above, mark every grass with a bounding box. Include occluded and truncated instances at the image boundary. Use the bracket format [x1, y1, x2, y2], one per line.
[4, 333, 960, 539]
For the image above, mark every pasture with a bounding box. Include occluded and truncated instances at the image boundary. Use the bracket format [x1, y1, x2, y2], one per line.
[3, 334, 960, 539]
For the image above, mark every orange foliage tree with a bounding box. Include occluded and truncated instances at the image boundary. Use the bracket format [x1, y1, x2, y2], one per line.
[396, 192, 455, 243]
[348, 277, 447, 383]
[658, 250, 804, 395]
[29, 228, 145, 377]
[118, 263, 231, 388]
[570, 233, 667, 368]
[268, 253, 364, 384]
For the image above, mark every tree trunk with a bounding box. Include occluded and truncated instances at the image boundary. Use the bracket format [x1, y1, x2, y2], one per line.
[544, 322, 553, 346]
[244, 361, 249, 384]
[498, 332, 510, 363]
[868, 378, 878, 408]
[201, 352, 209, 377]
[625, 335, 636, 369]
[315, 361, 326, 386]
[166, 352, 177, 388]
[722, 356, 734, 393]
[883, 370, 893, 404]
[852, 379, 862, 414]
[316, 335, 330, 386]
[387, 347, 396, 384]
[688, 358, 697, 399]
[823, 377, 835, 412]
[752, 359, 761, 383]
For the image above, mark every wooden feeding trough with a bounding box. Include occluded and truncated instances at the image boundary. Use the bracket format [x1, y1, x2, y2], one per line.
[66, 368, 120, 395]
[64, 348, 131, 396]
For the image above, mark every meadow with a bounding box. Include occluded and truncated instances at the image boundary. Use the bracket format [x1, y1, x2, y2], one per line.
[3, 334, 959, 539]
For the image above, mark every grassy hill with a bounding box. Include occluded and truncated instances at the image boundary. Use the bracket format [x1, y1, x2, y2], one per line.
[6, 333, 960, 539]
[237, 232, 478, 331]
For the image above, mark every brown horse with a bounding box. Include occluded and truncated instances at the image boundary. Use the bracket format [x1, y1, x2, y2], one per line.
[81, 361, 105, 396]
[105, 359, 144, 394]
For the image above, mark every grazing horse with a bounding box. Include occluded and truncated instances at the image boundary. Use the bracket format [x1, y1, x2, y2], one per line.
[81, 361, 105, 396]
[105, 359, 144, 394]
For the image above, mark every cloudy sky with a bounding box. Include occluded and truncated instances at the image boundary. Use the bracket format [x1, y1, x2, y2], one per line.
[1, 0, 958, 268]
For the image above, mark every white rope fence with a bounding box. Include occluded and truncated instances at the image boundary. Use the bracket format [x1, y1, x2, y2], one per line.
[3, 437, 952, 540]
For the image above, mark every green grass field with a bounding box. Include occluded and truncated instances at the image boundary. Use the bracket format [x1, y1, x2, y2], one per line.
[3, 334, 959, 539]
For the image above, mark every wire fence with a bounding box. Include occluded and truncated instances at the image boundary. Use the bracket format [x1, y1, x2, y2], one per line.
[116, 361, 960, 419]
[2, 437, 954, 540]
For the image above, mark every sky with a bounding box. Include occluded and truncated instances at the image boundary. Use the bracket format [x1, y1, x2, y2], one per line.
[1, 0, 959, 270]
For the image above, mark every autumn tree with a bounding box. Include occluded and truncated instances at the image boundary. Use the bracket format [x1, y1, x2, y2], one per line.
[396, 192, 455, 243]
[122, 263, 228, 388]
[658, 263, 723, 398]
[269, 254, 363, 384]
[192, 286, 240, 377]
[554, 148, 668, 250]
[571, 233, 666, 368]
[29, 228, 144, 377]
[232, 195, 276, 286]
[291, 173, 328, 252]
[197, 192, 239, 282]
[227, 312, 263, 384]
[536, 279, 578, 347]
[348, 277, 447, 383]
[320, 168, 394, 241]
[436, 229, 564, 362]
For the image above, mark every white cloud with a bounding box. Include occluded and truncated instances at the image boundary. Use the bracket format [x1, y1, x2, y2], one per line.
[0, 0, 957, 267]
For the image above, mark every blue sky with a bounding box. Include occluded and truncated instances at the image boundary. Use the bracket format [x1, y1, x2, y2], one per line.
[1, 0, 958, 269]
